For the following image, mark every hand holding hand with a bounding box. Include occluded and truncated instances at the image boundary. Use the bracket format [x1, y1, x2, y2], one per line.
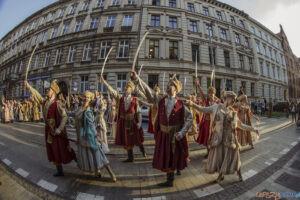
[55, 129, 61, 135]
[175, 132, 183, 141]
[183, 100, 193, 107]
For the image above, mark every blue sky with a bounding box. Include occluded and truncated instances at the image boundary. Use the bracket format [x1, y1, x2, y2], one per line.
[0, 0, 299, 56]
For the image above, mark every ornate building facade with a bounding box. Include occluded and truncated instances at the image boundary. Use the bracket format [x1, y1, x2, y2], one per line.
[0, 0, 289, 101]
[277, 25, 300, 100]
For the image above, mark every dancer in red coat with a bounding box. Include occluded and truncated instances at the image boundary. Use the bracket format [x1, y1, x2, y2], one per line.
[132, 72, 192, 187]
[25, 80, 76, 176]
[100, 76, 146, 162]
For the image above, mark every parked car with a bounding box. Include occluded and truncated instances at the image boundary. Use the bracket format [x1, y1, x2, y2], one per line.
[141, 105, 149, 122]
[273, 101, 289, 112]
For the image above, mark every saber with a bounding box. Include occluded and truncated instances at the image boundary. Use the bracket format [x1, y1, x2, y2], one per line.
[210, 69, 215, 87]
[138, 64, 144, 76]
[25, 44, 39, 82]
[184, 76, 186, 94]
[195, 51, 197, 78]
[101, 47, 114, 77]
[162, 72, 165, 93]
[131, 31, 149, 72]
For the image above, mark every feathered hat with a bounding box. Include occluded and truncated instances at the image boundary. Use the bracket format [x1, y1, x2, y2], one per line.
[168, 74, 182, 93]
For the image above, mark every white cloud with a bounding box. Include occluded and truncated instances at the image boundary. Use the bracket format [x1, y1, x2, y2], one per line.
[220, 0, 300, 57]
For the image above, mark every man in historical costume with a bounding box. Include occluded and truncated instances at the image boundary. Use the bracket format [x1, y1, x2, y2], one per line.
[22, 99, 30, 122]
[131, 72, 193, 187]
[100, 76, 146, 162]
[31, 97, 40, 122]
[24, 80, 76, 176]
[185, 91, 259, 183]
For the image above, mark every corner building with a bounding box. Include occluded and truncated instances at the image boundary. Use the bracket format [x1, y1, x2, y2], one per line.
[0, 0, 288, 101]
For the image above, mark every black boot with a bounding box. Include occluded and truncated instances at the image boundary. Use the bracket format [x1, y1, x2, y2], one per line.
[105, 165, 117, 182]
[53, 165, 64, 177]
[158, 172, 174, 187]
[123, 149, 134, 162]
[176, 170, 181, 175]
[139, 145, 147, 158]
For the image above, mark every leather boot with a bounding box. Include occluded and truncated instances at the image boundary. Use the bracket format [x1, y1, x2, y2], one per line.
[105, 165, 117, 182]
[237, 170, 243, 182]
[158, 172, 174, 187]
[123, 149, 134, 162]
[139, 145, 147, 158]
[53, 165, 64, 177]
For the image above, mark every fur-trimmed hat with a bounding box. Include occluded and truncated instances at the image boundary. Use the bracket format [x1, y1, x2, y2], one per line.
[224, 91, 237, 99]
[237, 94, 247, 102]
[168, 74, 182, 93]
[50, 79, 60, 94]
[126, 80, 135, 90]
[208, 86, 216, 94]
[84, 91, 95, 101]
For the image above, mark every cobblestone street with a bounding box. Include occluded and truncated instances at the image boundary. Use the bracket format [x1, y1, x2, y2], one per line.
[0, 117, 299, 200]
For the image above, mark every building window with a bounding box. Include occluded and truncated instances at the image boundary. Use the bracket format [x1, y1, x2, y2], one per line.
[275, 51, 279, 62]
[152, 0, 160, 6]
[82, 44, 92, 61]
[241, 81, 246, 94]
[244, 37, 249, 47]
[190, 21, 197, 32]
[169, 41, 178, 60]
[112, 0, 120, 6]
[260, 61, 264, 76]
[40, 16, 47, 25]
[235, 33, 240, 43]
[99, 41, 111, 59]
[263, 45, 267, 56]
[98, 74, 107, 93]
[82, 2, 90, 11]
[262, 84, 265, 97]
[31, 20, 37, 30]
[267, 63, 270, 77]
[149, 40, 159, 59]
[240, 20, 245, 28]
[50, 27, 58, 39]
[59, 8, 66, 17]
[239, 54, 244, 69]
[251, 26, 256, 35]
[148, 74, 159, 89]
[216, 11, 223, 20]
[169, 17, 177, 28]
[34, 54, 40, 69]
[69, 4, 77, 14]
[19, 61, 23, 73]
[256, 41, 261, 53]
[96, 0, 104, 8]
[265, 34, 269, 42]
[269, 47, 273, 59]
[203, 7, 209, 16]
[272, 66, 276, 79]
[251, 83, 255, 97]
[249, 57, 253, 72]
[118, 40, 130, 58]
[80, 76, 89, 93]
[106, 16, 116, 27]
[34, 34, 39, 45]
[226, 79, 232, 91]
[151, 15, 160, 26]
[269, 85, 271, 98]
[55, 48, 63, 65]
[191, 45, 199, 62]
[122, 15, 133, 26]
[209, 46, 216, 65]
[277, 68, 281, 80]
[274, 86, 277, 99]
[68, 46, 76, 63]
[62, 23, 69, 35]
[224, 51, 230, 67]
[44, 51, 51, 67]
[117, 74, 127, 93]
[128, 0, 136, 5]
[259, 31, 263, 38]
[280, 54, 285, 65]
[74, 20, 83, 32]
[283, 70, 286, 82]
[89, 17, 99, 29]
[230, 16, 236, 24]
[169, 0, 176, 8]
[220, 28, 227, 40]
[206, 24, 213, 36]
[187, 3, 195, 12]
[49, 11, 56, 21]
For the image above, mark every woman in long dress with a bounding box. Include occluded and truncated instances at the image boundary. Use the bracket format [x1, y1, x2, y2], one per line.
[74, 91, 116, 182]
[185, 91, 259, 183]
[234, 95, 259, 148]
[1, 98, 10, 123]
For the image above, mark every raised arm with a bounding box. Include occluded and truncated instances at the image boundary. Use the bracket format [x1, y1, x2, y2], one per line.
[130, 71, 159, 105]
[100, 76, 121, 101]
[25, 81, 44, 104]
[195, 78, 206, 104]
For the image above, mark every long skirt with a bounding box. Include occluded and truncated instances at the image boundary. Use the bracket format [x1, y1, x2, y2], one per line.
[236, 129, 252, 146]
[197, 116, 210, 146]
[205, 144, 224, 174]
[220, 146, 241, 175]
[77, 145, 109, 172]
